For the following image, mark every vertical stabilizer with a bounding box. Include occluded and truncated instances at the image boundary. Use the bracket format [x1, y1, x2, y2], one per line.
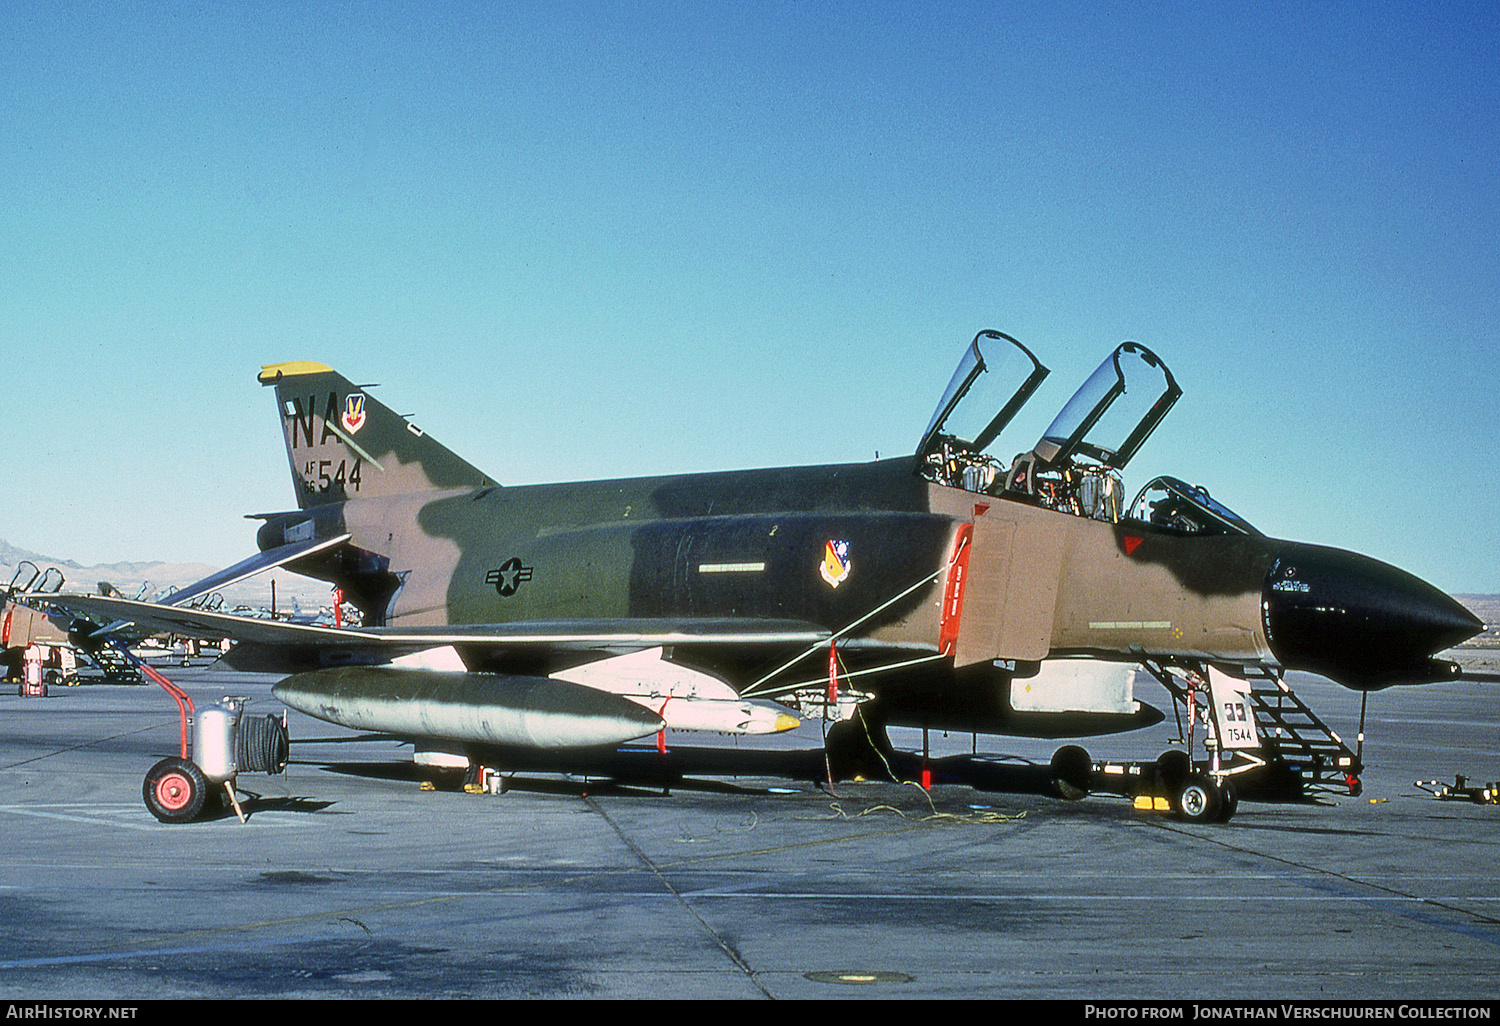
[258, 362, 496, 509]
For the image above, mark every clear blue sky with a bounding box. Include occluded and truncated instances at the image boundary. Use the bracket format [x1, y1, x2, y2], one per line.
[2, 2, 1497, 593]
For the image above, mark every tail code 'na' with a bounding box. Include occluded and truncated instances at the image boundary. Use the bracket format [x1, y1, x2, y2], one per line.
[258, 361, 495, 510]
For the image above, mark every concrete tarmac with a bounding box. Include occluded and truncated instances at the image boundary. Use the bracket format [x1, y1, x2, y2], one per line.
[0, 661, 1497, 1001]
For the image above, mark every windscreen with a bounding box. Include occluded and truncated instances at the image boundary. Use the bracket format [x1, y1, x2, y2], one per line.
[1127, 476, 1261, 536]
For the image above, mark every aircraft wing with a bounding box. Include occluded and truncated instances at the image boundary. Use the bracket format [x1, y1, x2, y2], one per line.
[31, 593, 831, 650]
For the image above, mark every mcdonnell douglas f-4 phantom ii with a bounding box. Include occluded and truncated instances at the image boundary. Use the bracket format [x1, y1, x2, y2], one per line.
[34, 331, 1486, 822]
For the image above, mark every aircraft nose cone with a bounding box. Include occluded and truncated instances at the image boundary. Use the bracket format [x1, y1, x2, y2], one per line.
[1263, 544, 1482, 689]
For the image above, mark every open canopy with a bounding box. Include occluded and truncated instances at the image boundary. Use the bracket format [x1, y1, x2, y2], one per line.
[1030, 342, 1180, 471]
[916, 330, 1049, 463]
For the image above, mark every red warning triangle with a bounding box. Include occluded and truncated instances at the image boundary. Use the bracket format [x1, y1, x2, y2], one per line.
[1124, 535, 1144, 556]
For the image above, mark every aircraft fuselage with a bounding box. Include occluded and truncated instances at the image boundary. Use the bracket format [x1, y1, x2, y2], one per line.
[248, 356, 1479, 743]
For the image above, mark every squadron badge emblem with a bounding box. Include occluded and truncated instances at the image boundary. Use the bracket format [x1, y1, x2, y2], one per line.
[341, 393, 367, 435]
[820, 539, 851, 588]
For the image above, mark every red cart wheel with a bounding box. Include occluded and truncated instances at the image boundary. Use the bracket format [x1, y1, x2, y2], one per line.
[143, 757, 207, 823]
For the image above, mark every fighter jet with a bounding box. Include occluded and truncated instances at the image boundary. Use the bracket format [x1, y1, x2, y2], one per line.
[37, 332, 1484, 821]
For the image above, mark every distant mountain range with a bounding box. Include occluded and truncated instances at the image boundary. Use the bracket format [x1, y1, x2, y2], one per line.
[0, 537, 332, 610]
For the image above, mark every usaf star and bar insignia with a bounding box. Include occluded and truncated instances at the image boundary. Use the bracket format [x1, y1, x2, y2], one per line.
[486, 557, 534, 597]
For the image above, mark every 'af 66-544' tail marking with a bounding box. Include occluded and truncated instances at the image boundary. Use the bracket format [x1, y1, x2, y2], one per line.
[300, 458, 363, 496]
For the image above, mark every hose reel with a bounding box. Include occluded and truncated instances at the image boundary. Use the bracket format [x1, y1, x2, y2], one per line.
[143, 695, 289, 824]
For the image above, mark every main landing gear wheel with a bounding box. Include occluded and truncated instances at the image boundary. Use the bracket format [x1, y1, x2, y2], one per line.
[1174, 773, 1223, 823]
[823, 707, 897, 783]
[1156, 749, 1192, 791]
[143, 757, 208, 823]
[1049, 745, 1093, 801]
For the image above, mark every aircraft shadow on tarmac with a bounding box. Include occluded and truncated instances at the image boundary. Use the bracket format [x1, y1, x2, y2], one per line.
[297, 743, 1031, 798]
[289, 735, 1325, 807]
[304, 755, 807, 798]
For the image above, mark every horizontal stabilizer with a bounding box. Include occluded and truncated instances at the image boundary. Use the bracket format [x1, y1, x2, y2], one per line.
[161, 535, 351, 609]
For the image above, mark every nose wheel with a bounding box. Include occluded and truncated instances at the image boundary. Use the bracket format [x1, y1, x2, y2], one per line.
[1174, 774, 1219, 821]
[1173, 773, 1238, 823]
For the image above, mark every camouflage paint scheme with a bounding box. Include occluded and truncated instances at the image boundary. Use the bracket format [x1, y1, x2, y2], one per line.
[239, 360, 1283, 738]
[32, 343, 1480, 749]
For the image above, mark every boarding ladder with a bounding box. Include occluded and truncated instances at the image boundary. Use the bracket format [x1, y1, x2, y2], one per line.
[89, 643, 143, 684]
[1242, 671, 1361, 793]
[1144, 661, 1363, 796]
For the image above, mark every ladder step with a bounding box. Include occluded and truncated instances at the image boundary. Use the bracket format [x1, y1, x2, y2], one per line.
[1244, 675, 1362, 788]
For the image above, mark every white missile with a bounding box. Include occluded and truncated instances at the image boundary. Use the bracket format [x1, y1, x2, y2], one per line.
[648, 697, 801, 735]
[549, 647, 800, 735]
[273, 667, 664, 749]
